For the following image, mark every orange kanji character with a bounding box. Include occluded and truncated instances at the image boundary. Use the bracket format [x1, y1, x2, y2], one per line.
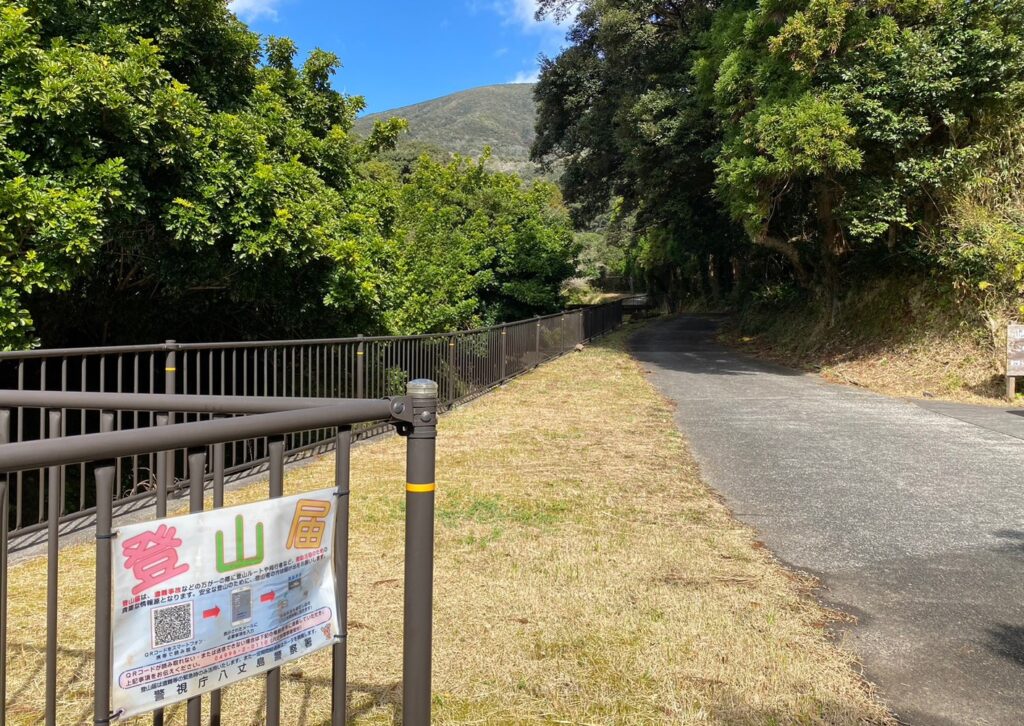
[286, 499, 331, 549]
[121, 524, 189, 595]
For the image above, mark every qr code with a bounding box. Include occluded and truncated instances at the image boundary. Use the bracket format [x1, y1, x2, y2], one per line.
[151, 602, 194, 648]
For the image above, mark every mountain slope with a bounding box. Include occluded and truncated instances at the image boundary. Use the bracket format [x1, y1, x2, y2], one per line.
[356, 83, 546, 178]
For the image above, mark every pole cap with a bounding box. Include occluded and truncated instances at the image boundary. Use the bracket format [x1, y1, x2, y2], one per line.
[407, 379, 438, 399]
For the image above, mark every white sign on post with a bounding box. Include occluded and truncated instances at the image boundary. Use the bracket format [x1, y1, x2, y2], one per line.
[111, 488, 339, 719]
[1009, 324, 1024, 376]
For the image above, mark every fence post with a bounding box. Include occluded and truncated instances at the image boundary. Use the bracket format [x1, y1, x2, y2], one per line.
[163, 340, 177, 516]
[94, 463, 115, 724]
[356, 334, 365, 398]
[447, 337, 456, 406]
[266, 436, 285, 726]
[155, 412, 169, 519]
[0, 409, 8, 726]
[186, 450, 206, 726]
[94, 411, 115, 726]
[402, 379, 437, 726]
[534, 316, 541, 363]
[332, 427, 351, 726]
[500, 325, 507, 382]
[45, 408, 61, 726]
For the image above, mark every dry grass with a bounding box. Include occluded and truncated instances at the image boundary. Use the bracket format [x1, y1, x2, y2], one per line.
[728, 330, 1006, 405]
[3, 327, 892, 724]
[723, 278, 1014, 406]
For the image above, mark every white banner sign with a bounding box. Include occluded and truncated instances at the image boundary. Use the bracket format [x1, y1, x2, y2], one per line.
[111, 489, 339, 719]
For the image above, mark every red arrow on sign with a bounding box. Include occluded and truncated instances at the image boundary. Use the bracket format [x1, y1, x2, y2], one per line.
[260, 591, 275, 603]
[202, 606, 221, 619]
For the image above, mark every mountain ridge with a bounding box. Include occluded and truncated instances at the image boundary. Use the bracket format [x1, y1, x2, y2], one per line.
[355, 83, 546, 178]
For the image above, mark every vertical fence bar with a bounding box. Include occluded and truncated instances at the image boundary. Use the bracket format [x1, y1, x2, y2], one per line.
[186, 450, 206, 725]
[0, 409, 8, 725]
[402, 380, 437, 726]
[332, 427, 351, 726]
[356, 335, 365, 399]
[94, 443, 115, 726]
[500, 326, 507, 382]
[45, 408, 61, 725]
[447, 337, 456, 406]
[92, 413, 114, 724]
[266, 436, 284, 726]
[210, 439, 225, 725]
[534, 317, 541, 364]
[153, 405, 169, 726]
[155, 413, 169, 519]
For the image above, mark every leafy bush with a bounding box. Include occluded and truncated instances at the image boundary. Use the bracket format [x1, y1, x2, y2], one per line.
[0, 1, 577, 349]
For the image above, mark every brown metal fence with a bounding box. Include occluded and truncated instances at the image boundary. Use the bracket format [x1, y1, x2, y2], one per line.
[0, 385, 437, 725]
[0, 300, 624, 545]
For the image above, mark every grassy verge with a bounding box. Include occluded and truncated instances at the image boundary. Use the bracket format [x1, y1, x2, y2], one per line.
[4, 325, 891, 724]
[723, 278, 1012, 405]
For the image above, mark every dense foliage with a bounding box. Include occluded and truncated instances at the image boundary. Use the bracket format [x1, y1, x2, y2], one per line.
[0, 0, 576, 349]
[381, 152, 576, 333]
[533, 0, 1024, 310]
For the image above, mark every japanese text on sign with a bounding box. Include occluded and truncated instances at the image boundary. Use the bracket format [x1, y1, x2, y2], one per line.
[110, 489, 338, 719]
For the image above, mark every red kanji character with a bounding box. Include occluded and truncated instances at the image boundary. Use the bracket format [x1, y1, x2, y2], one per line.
[121, 524, 189, 595]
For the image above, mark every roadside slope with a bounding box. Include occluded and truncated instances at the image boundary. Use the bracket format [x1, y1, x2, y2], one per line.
[4, 324, 890, 724]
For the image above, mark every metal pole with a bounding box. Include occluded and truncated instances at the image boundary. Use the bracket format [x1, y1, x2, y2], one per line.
[266, 437, 285, 726]
[534, 316, 541, 362]
[402, 380, 437, 726]
[94, 453, 115, 726]
[0, 409, 8, 725]
[45, 408, 61, 726]
[186, 450, 206, 726]
[356, 335, 365, 399]
[211, 441, 225, 726]
[500, 326, 507, 382]
[447, 338, 456, 406]
[155, 412, 169, 519]
[91, 411, 116, 725]
[331, 428, 351, 726]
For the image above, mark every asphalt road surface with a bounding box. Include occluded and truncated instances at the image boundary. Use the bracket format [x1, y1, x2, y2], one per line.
[630, 315, 1024, 725]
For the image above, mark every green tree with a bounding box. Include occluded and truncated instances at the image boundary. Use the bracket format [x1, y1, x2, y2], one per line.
[0, 0, 404, 347]
[534, 0, 1024, 304]
[532, 0, 743, 307]
[384, 152, 578, 333]
[697, 0, 1024, 299]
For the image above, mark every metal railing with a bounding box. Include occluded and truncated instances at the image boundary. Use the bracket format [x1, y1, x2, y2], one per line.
[0, 382, 438, 725]
[0, 300, 624, 541]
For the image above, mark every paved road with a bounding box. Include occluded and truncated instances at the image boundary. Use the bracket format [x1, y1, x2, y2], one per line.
[630, 315, 1024, 725]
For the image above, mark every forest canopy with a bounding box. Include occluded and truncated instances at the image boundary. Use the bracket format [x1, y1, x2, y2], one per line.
[532, 0, 1024, 312]
[0, 0, 577, 349]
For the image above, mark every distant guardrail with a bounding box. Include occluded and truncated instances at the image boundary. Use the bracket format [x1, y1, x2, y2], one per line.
[1, 299, 629, 541]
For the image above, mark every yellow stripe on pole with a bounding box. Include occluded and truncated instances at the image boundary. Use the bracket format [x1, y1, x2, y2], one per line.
[164, 367, 176, 372]
[406, 483, 435, 493]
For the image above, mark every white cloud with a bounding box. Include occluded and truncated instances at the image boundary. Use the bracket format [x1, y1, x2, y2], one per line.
[496, 0, 578, 32]
[508, 68, 539, 84]
[229, 0, 282, 22]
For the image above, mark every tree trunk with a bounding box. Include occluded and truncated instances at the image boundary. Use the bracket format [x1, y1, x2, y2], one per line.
[816, 183, 845, 324]
[753, 232, 810, 286]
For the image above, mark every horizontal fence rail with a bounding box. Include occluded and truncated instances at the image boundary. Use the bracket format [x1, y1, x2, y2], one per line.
[0, 385, 438, 725]
[1, 299, 627, 541]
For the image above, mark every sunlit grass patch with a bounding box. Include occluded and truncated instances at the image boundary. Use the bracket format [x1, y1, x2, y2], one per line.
[3, 324, 892, 724]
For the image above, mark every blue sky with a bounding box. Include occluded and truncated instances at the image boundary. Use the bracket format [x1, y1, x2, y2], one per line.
[228, 0, 574, 114]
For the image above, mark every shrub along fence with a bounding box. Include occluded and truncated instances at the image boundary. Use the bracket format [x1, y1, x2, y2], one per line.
[0, 299, 625, 544]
